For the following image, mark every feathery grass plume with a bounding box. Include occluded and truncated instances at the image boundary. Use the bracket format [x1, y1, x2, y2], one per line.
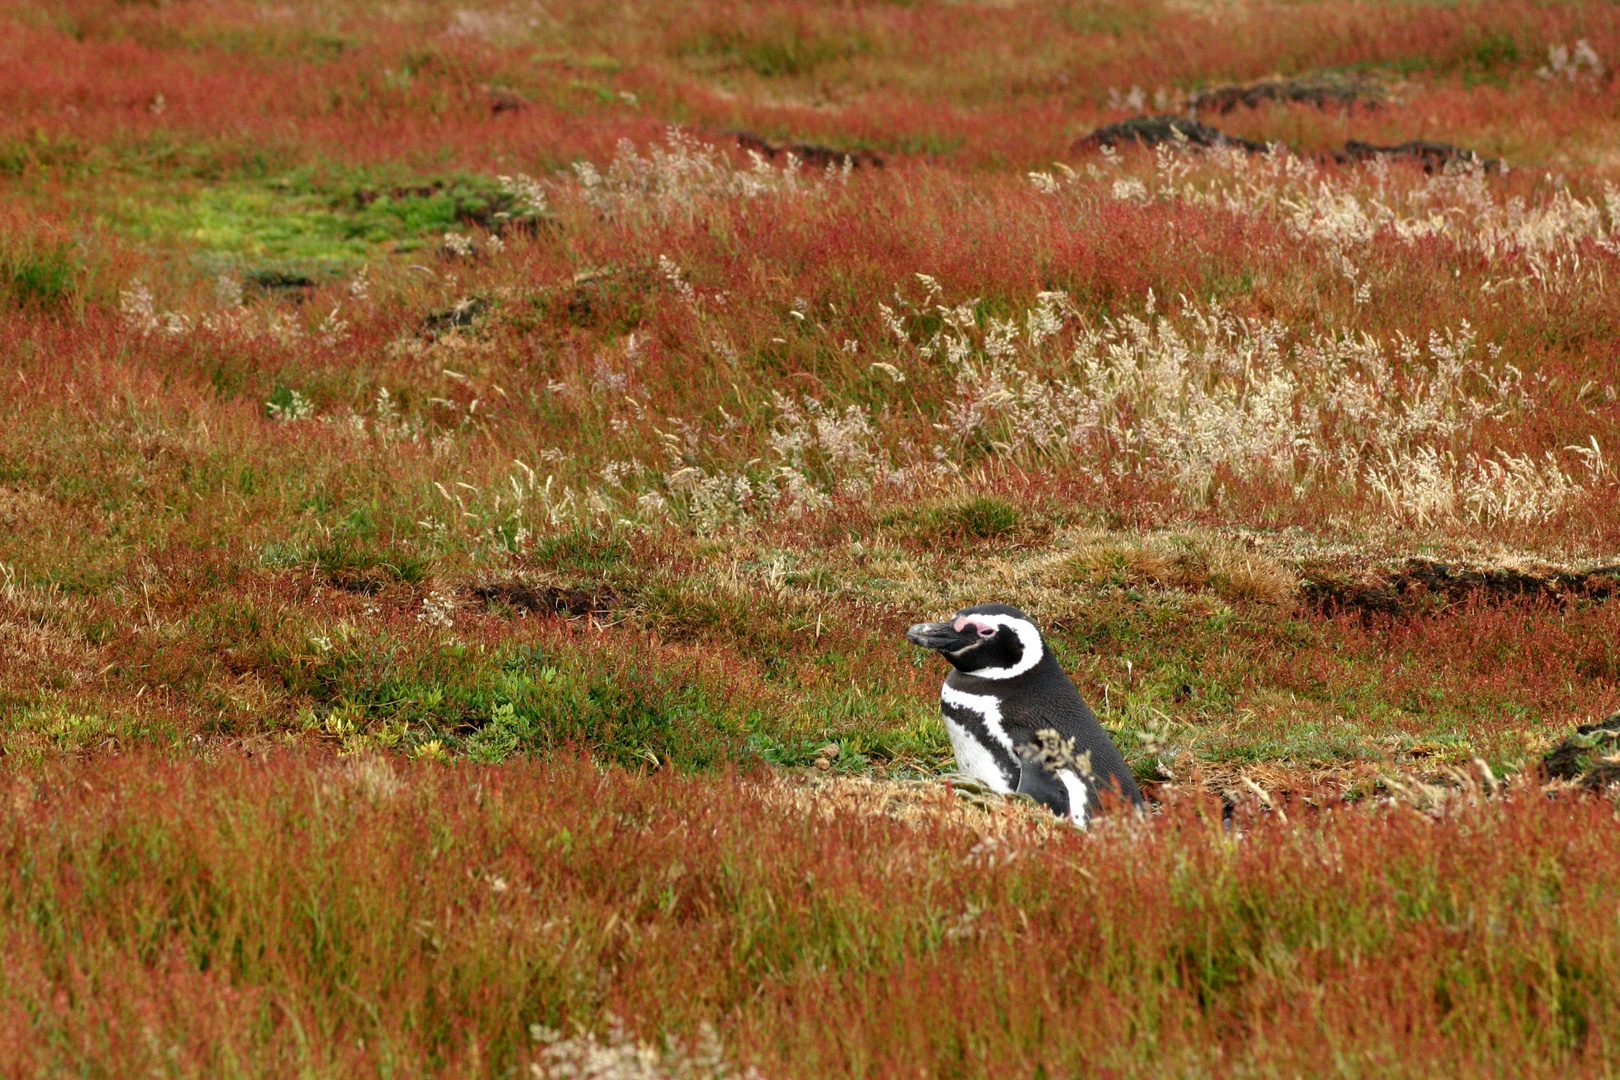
[1034, 146, 1620, 294]
[570, 128, 813, 221]
[886, 284, 1599, 523]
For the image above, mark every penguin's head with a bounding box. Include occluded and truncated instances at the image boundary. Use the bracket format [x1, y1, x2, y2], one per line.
[905, 603, 1045, 680]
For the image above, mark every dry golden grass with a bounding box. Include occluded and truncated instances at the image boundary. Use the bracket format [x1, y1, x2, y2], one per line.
[764, 770, 1068, 838]
[0, 586, 101, 691]
[1060, 531, 1301, 608]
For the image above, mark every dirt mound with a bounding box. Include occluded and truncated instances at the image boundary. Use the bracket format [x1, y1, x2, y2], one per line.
[1301, 558, 1620, 617]
[482, 85, 530, 115]
[1074, 117, 1498, 175]
[1192, 74, 1387, 116]
[728, 131, 883, 169]
[417, 297, 490, 338]
[469, 582, 617, 618]
[1542, 713, 1620, 788]
[244, 269, 318, 300]
[1337, 139, 1501, 174]
[352, 183, 442, 208]
[1334, 141, 1496, 175]
[1076, 115, 1269, 153]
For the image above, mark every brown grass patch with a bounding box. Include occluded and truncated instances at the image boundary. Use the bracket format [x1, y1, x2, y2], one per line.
[1060, 532, 1299, 607]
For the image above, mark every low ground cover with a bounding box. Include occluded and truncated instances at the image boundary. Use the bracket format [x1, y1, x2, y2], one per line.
[3, 0, 1620, 1074]
[5, 752, 1620, 1079]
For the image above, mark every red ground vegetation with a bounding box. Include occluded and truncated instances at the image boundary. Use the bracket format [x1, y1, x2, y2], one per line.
[2, 752, 1619, 1077]
[4, 0, 1620, 1071]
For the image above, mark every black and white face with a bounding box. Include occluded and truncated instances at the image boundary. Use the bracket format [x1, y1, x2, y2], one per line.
[904, 603, 1045, 680]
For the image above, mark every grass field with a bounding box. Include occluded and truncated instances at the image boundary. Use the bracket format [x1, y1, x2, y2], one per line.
[3, 0, 1620, 1074]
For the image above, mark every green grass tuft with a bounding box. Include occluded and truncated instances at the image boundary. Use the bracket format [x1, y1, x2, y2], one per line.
[2, 243, 79, 310]
[930, 495, 1023, 540]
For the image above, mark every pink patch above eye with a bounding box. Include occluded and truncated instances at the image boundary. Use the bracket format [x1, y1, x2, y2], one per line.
[954, 618, 996, 638]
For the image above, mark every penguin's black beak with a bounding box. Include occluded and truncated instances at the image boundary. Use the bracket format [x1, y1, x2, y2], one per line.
[906, 621, 974, 652]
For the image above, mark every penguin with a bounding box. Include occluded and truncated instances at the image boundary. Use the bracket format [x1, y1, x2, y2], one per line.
[906, 603, 1144, 825]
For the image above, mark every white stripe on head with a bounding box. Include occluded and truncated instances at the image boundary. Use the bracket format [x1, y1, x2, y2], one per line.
[956, 614, 1044, 680]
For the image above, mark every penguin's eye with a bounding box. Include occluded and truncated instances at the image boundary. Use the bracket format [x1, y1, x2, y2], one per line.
[975, 624, 997, 639]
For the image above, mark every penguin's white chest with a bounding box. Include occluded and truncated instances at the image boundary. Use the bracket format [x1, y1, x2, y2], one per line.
[939, 683, 1017, 793]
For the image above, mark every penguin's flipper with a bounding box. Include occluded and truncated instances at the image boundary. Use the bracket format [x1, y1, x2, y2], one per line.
[1013, 758, 1085, 823]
